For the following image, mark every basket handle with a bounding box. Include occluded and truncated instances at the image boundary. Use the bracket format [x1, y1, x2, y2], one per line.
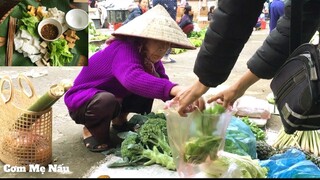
[17, 74, 35, 99]
[0, 76, 13, 103]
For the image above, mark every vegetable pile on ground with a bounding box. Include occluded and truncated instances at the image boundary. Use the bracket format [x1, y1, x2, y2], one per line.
[241, 116, 266, 141]
[108, 112, 175, 171]
[106, 105, 320, 177]
[170, 28, 207, 55]
[88, 21, 110, 56]
[256, 128, 320, 168]
[201, 151, 268, 178]
[188, 29, 206, 47]
[88, 22, 110, 42]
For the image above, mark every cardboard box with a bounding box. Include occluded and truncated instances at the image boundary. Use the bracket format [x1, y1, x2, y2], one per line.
[199, 6, 208, 16]
[198, 20, 210, 29]
[176, 6, 184, 19]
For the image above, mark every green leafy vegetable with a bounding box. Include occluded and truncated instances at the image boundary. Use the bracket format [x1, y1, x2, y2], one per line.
[138, 118, 171, 155]
[202, 152, 268, 178]
[183, 104, 226, 164]
[109, 115, 175, 170]
[241, 117, 266, 141]
[18, 12, 39, 37]
[183, 135, 222, 164]
[48, 39, 73, 66]
[203, 103, 225, 115]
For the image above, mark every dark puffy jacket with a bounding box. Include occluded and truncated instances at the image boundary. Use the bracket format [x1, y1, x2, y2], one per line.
[153, 0, 177, 20]
[194, 0, 320, 87]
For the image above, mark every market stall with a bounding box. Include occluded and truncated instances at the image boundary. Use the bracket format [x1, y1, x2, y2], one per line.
[90, 0, 132, 29]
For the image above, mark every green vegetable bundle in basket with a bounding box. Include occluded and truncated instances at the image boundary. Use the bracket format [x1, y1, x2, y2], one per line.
[165, 102, 232, 178]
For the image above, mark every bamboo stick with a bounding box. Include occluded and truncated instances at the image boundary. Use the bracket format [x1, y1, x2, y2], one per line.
[27, 84, 65, 112]
[5, 16, 16, 66]
[15, 80, 73, 129]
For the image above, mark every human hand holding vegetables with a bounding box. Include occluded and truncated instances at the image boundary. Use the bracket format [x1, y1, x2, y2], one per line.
[174, 80, 208, 117]
[207, 70, 260, 109]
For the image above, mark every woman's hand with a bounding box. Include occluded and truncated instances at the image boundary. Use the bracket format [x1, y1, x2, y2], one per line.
[208, 69, 261, 109]
[174, 80, 209, 117]
[206, 85, 243, 109]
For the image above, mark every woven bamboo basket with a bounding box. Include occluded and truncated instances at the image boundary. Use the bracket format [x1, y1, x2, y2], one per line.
[0, 75, 52, 168]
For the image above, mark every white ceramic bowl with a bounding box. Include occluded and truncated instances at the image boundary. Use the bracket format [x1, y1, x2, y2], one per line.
[65, 9, 89, 31]
[38, 18, 63, 42]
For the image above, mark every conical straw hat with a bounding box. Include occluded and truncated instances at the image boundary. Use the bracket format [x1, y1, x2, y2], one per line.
[112, 4, 196, 50]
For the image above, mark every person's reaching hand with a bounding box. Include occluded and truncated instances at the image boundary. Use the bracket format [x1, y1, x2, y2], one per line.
[207, 70, 260, 109]
[206, 84, 243, 109]
[175, 79, 208, 117]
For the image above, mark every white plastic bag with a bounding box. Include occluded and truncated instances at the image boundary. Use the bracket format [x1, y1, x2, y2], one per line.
[233, 95, 271, 119]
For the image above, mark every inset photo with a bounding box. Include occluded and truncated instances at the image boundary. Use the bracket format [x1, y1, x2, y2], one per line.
[0, 0, 88, 66]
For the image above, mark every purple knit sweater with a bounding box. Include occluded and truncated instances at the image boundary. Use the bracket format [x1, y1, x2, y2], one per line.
[64, 39, 177, 111]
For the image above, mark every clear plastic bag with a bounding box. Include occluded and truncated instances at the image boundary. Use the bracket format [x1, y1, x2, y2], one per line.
[165, 102, 232, 178]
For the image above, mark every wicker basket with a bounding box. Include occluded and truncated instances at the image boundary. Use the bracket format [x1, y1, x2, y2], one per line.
[0, 75, 52, 167]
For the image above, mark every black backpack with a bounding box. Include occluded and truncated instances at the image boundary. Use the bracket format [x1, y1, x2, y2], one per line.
[270, 42, 320, 134]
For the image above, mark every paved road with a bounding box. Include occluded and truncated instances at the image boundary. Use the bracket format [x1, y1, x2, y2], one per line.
[0, 28, 281, 178]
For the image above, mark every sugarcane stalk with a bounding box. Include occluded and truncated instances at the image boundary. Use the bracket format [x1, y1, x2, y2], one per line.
[272, 128, 287, 148]
[295, 131, 303, 149]
[290, 131, 302, 148]
[308, 131, 314, 154]
[300, 131, 307, 152]
[315, 131, 320, 156]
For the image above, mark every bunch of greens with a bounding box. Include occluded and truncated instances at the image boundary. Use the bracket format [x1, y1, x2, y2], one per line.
[48, 39, 73, 66]
[240, 117, 266, 141]
[108, 117, 175, 170]
[188, 28, 207, 47]
[183, 104, 226, 164]
[201, 152, 268, 178]
[171, 48, 187, 54]
[183, 135, 222, 164]
[18, 11, 39, 38]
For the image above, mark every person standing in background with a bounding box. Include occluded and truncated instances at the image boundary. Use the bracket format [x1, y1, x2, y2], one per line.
[178, 5, 194, 37]
[207, 5, 215, 21]
[122, 0, 149, 25]
[89, 0, 97, 8]
[153, 0, 178, 64]
[269, 0, 285, 32]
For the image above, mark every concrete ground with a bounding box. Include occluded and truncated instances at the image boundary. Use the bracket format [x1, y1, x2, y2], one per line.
[0, 28, 282, 178]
